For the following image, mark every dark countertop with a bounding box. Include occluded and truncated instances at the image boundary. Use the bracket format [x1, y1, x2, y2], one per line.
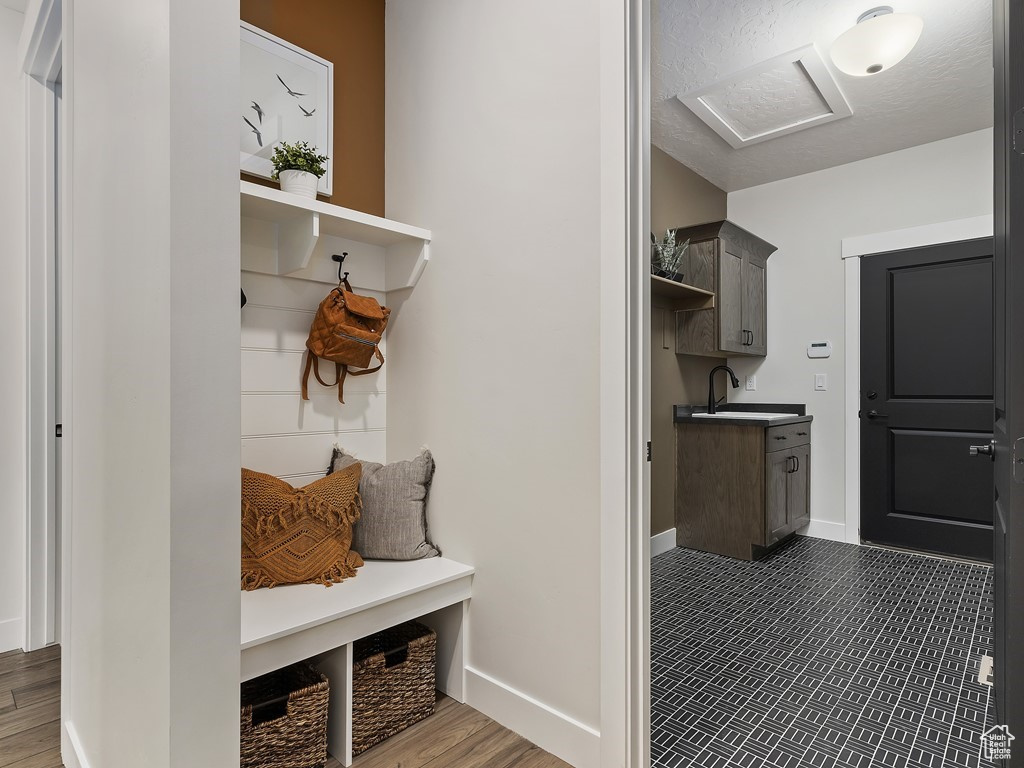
[674, 403, 812, 427]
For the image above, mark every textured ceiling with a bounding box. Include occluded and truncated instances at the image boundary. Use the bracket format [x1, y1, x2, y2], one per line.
[653, 0, 993, 191]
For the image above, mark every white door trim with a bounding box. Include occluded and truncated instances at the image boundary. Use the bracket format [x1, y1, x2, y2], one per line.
[599, 0, 649, 765]
[21, 0, 64, 652]
[841, 215, 993, 548]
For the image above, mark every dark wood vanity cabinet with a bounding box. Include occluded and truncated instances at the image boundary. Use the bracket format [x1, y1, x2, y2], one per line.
[765, 425, 811, 546]
[673, 220, 775, 358]
[676, 419, 811, 560]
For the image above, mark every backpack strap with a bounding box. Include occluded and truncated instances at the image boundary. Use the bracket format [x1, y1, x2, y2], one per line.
[346, 347, 385, 377]
[302, 350, 314, 400]
[302, 348, 382, 403]
[302, 352, 347, 403]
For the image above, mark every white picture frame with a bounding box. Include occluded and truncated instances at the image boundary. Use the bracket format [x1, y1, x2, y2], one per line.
[240, 22, 334, 196]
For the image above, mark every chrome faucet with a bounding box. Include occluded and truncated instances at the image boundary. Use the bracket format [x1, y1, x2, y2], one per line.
[707, 365, 740, 414]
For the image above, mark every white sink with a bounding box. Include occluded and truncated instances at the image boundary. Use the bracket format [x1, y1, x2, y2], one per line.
[691, 412, 799, 420]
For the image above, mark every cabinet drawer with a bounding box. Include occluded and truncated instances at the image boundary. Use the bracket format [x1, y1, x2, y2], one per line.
[765, 422, 811, 452]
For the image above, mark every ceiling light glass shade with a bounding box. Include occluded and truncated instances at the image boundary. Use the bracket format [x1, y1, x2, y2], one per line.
[830, 11, 923, 76]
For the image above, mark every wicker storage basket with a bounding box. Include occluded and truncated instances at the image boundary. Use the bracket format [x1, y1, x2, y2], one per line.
[240, 661, 330, 768]
[351, 621, 436, 755]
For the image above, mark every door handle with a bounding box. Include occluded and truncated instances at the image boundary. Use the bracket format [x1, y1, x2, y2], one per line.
[969, 440, 995, 460]
[864, 410, 888, 419]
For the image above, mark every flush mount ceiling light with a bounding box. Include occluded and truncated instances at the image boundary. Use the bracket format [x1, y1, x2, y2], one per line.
[830, 6, 924, 76]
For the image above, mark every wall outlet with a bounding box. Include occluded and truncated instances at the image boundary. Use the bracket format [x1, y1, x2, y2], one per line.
[746, 375, 757, 391]
[814, 373, 828, 391]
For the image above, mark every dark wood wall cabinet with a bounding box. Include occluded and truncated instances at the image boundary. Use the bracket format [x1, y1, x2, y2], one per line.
[673, 220, 776, 358]
[675, 418, 811, 560]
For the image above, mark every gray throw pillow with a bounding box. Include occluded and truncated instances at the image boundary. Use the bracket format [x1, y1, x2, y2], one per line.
[328, 448, 440, 560]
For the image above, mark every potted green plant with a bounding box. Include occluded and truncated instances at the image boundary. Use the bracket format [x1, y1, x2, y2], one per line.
[271, 140, 329, 199]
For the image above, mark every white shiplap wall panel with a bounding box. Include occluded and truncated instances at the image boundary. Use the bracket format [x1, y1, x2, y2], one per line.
[241, 271, 387, 309]
[241, 349, 384, 394]
[241, 267, 386, 479]
[241, 392, 387, 436]
[241, 431, 386, 478]
[240, 305, 317, 352]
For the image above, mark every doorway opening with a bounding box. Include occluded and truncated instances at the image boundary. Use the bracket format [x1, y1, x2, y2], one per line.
[647, 1, 1005, 766]
[25, 61, 63, 652]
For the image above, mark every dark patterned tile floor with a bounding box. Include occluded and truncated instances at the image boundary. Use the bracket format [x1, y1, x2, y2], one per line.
[651, 536, 995, 768]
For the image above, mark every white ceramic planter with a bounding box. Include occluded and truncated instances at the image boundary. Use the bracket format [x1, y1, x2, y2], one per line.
[278, 169, 319, 199]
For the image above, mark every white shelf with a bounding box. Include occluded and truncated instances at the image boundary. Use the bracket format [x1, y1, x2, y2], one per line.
[240, 557, 474, 680]
[240, 180, 432, 291]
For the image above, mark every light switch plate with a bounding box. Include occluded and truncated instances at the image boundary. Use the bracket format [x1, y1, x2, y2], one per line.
[814, 373, 828, 391]
[746, 375, 757, 391]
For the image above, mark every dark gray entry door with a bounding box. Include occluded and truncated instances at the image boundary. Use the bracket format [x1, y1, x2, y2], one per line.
[860, 238, 994, 561]
[994, 0, 1024, 756]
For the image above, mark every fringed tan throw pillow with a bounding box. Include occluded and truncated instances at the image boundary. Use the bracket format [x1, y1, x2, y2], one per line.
[241, 464, 365, 591]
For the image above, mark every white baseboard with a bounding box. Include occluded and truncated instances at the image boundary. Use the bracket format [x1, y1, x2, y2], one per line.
[62, 721, 92, 768]
[800, 519, 848, 543]
[464, 666, 600, 767]
[0, 617, 23, 653]
[650, 528, 677, 558]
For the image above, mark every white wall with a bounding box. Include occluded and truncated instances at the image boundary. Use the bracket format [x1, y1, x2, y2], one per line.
[0, 5, 25, 653]
[385, 1, 604, 764]
[727, 128, 993, 541]
[63, 0, 239, 766]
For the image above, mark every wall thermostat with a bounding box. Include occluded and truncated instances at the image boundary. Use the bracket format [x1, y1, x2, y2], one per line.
[807, 341, 832, 359]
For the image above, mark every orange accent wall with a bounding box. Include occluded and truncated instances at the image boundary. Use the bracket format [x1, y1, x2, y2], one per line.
[241, 0, 385, 216]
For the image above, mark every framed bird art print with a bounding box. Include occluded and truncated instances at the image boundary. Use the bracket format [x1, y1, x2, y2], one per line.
[240, 22, 334, 196]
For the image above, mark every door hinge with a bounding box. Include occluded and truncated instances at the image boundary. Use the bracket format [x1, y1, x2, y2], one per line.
[646, 441, 652, 462]
[55, 424, 62, 438]
[1014, 437, 1024, 483]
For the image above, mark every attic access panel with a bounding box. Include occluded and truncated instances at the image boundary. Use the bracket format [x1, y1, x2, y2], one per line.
[677, 45, 852, 149]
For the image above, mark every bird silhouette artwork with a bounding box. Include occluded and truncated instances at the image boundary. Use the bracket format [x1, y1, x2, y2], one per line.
[298, 104, 316, 117]
[276, 74, 306, 98]
[243, 115, 263, 147]
[250, 101, 264, 124]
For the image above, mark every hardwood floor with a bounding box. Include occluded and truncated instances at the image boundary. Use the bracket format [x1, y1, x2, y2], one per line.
[0, 646, 62, 768]
[0, 647, 568, 768]
[337, 694, 571, 768]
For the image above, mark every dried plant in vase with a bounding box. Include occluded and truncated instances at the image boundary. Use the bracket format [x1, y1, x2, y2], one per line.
[651, 229, 689, 282]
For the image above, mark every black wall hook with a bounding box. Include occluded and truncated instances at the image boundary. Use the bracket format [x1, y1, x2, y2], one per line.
[331, 252, 349, 284]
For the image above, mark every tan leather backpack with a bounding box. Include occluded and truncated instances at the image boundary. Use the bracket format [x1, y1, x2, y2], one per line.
[302, 278, 390, 403]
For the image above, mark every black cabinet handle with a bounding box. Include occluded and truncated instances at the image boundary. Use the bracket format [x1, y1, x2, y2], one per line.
[774, 435, 787, 441]
[796, 431, 808, 436]
[794, 456, 800, 472]
[741, 329, 753, 346]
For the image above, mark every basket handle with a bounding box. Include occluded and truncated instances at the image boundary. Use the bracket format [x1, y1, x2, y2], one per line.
[384, 646, 409, 668]
[249, 693, 291, 726]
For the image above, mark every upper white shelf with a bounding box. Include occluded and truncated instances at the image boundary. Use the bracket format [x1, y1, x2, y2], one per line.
[241, 181, 431, 247]
[240, 180, 432, 291]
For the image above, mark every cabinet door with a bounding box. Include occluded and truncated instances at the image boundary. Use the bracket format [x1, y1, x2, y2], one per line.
[718, 245, 746, 354]
[787, 443, 810, 529]
[743, 257, 767, 356]
[766, 449, 791, 544]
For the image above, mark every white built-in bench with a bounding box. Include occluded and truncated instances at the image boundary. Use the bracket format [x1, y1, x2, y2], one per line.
[240, 558, 474, 766]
